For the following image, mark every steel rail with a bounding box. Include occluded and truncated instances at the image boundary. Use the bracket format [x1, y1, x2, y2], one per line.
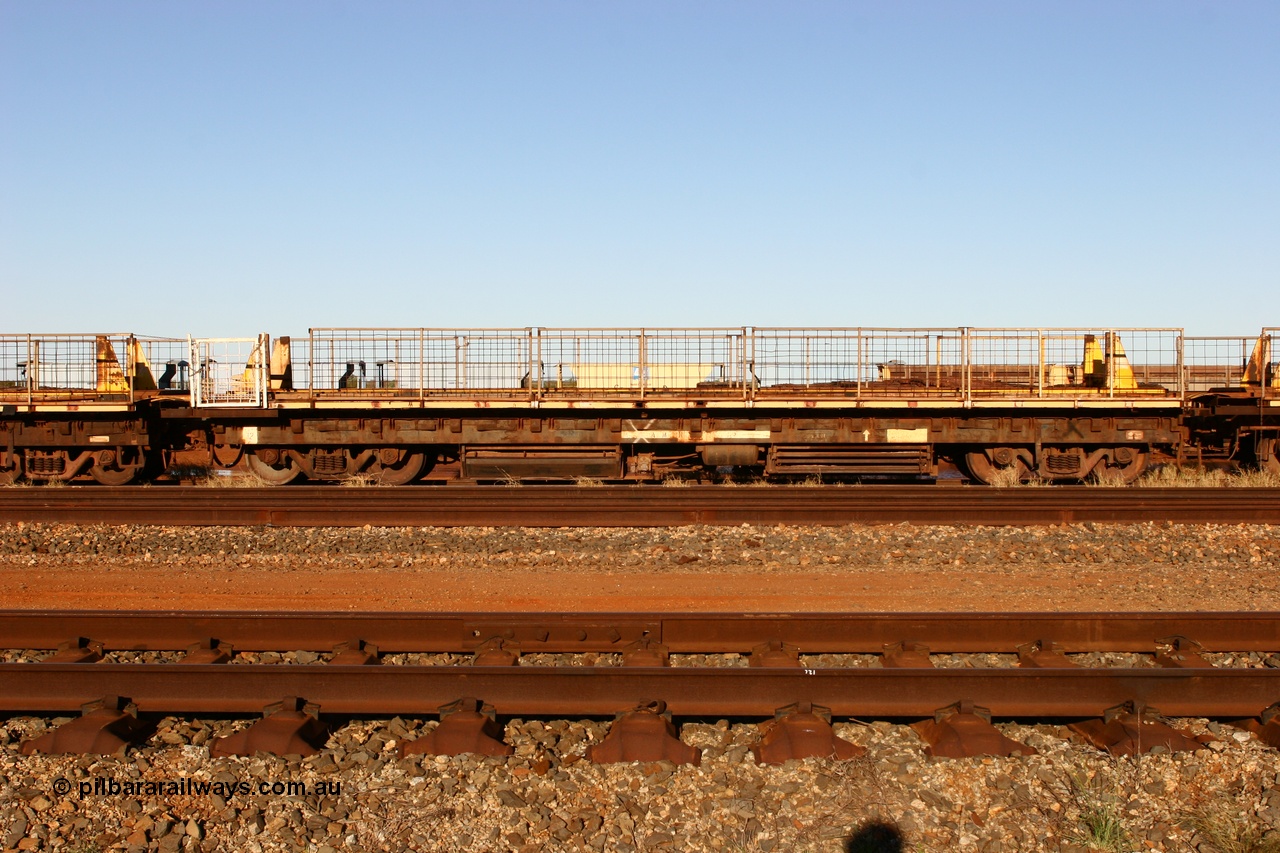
[3, 611, 1279, 654]
[2, 664, 1278, 717]
[2, 485, 1280, 526]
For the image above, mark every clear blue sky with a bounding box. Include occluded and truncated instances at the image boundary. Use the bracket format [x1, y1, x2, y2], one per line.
[2, 2, 1276, 337]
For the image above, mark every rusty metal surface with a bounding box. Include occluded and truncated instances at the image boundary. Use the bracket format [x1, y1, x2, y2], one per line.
[1068, 701, 1213, 755]
[3, 485, 1280, 526]
[752, 702, 864, 764]
[910, 701, 1037, 758]
[209, 697, 329, 757]
[18, 696, 151, 756]
[401, 699, 512, 757]
[1, 665, 1278, 718]
[2, 611, 1277, 654]
[585, 702, 702, 765]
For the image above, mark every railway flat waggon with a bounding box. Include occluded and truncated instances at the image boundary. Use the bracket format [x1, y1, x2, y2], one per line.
[1, 326, 1277, 485]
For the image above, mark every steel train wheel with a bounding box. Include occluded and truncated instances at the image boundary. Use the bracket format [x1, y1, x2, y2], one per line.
[89, 463, 139, 485]
[964, 448, 1032, 485]
[1094, 449, 1148, 484]
[89, 448, 144, 486]
[368, 450, 426, 485]
[245, 450, 302, 485]
[1261, 438, 1280, 475]
[0, 452, 21, 485]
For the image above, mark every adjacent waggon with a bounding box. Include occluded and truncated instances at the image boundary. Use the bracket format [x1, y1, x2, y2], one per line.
[1, 327, 1277, 485]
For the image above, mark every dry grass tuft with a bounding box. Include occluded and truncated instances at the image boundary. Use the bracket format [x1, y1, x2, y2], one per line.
[1060, 770, 1132, 853]
[1136, 465, 1280, 488]
[1088, 467, 1131, 488]
[1184, 801, 1280, 853]
[986, 467, 1047, 488]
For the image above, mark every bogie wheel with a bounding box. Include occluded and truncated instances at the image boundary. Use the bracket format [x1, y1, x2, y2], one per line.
[1093, 449, 1147, 485]
[0, 452, 22, 486]
[89, 448, 145, 486]
[245, 449, 302, 485]
[1261, 438, 1280, 475]
[964, 448, 1032, 486]
[368, 450, 427, 486]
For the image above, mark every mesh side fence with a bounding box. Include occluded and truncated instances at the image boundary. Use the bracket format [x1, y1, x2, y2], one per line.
[965, 331, 1040, 391]
[636, 328, 747, 390]
[966, 329, 1181, 396]
[286, 326, 1194, 401]
[750, 329, 964, 395]
[854, 329, 965, 393]
[308, 329, 532, 394]
[0, 334, 136, 399]
[750, 329, 863, 388]
[135, 337, 191, 392]
[1182, 337, 1252, 393]
[307, 329, 424, 392]
[0, 337, 27, 396]
[441, 331, 530, 392]
[534, 329, 642, 391]
[533, 329, 746, 392]
[287, 335, 312, 391]
[1116, 328, 1182, 391]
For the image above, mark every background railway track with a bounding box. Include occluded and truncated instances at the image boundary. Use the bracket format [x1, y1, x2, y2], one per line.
[3, 485, 1280, 526]
[5, 610, 1280, 654]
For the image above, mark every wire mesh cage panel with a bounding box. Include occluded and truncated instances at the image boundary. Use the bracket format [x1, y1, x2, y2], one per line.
[533, 329, 641, 391]
[133, 337, 191, 392]
[435, 330, 532, 393]
[307, 329, 534, 396]
[277, 326, 1202, 403]
[749, 329, 965, 396]
[964, 330, 1042, 392]
[532, 329, 747, 393]
[0, 334, 140, 401]
[308, 329, 422, 394]
[965, 329, 1182, 397]
[0, 337, 28, 398]
[190, 336, 268, 408]
[633, 328, 748, 392]
[1113, 328, 1183, 392]
[750, 329, 862, 389]
[1182, 337, 1254, 393]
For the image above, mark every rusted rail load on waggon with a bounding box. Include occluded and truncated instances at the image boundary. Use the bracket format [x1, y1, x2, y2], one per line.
[1, 326, 1277, 485]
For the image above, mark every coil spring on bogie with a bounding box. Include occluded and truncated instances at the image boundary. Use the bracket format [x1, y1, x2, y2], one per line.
[311, 450, 346, 475]
[28, 454, 65, 476]
[1045, 449, 1082, 474]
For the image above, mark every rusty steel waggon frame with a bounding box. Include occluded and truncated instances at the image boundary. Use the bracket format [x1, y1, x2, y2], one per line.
[0, 327, 1277, 486]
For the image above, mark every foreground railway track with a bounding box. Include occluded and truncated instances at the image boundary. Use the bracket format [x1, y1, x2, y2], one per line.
[2, 485, 1280, 526]
[4, 611, 1279, 761]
